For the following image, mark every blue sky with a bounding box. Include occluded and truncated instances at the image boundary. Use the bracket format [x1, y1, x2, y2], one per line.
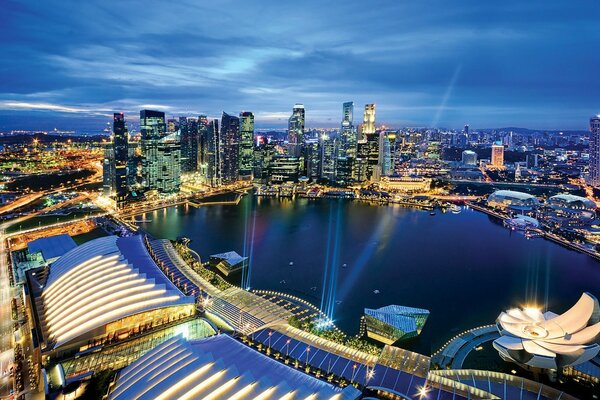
[0, 0, 599, 131]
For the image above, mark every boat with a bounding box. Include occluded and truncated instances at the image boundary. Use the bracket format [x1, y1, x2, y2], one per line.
[311, 286, 317, 291]
[373, 289, 380, 294]
[450, 205, 461, 214]
[342, 263, 348, 268]
[289, 261, 294, 266]
[429, 212, 436, 216]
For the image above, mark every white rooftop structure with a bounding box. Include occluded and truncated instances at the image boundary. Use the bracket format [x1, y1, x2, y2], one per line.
[39, 235, 194, 349]
[493, 292, 600, 369]
[110, 334, 360, 400]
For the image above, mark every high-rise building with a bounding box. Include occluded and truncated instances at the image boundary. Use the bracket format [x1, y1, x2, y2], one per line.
[339, 102, 357, 158]
[253, 142, 275, 183]
[197, 115, 209, 183]
[113, 113, 129, 206]
[363, 104, 376, 135]
[239, 111, 254, 179]
[179, 117, 199, 173]
[320, 134, 337, 182]
[127, 141, 141, 190]
[461, 150, 478, 166]
[102, 143, 114, 197]
[200, 118, 221, 187]
[379, 131, 397, 177]
[102, 113, 130, 206]
[140, 109, 166, 191]
[288, 104, 305, 157]
[361, 104, 379, 181]
[589, 115, 600, 187]
[335, 157, 353, 186]
[304, 139, 321, 181]
[491, 143, 504, 168]
[156, 134, 181, 193]
[220, 112, 240, 184]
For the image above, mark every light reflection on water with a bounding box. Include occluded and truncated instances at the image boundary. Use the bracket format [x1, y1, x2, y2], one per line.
[141, 195, 600, 354]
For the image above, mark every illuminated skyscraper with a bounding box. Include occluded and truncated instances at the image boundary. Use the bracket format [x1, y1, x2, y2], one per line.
[491, 143, 504, 168]
[589, 115, 600, 187]
[112, 113, 129, 206]
[140, 109, 166, 191]
[379, 131, 397, 177]
[156, 134, 181, 193]
[288, 104, 305, 157]
[239, 111, 254, 179]
[304, 138, 321, 181]
[103, 113, 130, 205]
[179, 117, 199, 172]
[199, 118, 221, 187]
[363, 104, 376, 135]
[220, 112, 240, 184]
[362, 104, 379, 181]
[339, 102, 357, 158]
[320, 134, 337, 182]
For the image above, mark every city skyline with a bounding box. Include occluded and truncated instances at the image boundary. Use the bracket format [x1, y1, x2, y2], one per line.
[1, 1, 599, 131]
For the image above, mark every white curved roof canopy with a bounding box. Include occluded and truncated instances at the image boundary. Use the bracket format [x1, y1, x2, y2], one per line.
[41, 235, 194, 349]
[110, 334, 360, 400]
[494, 293, 600, 369]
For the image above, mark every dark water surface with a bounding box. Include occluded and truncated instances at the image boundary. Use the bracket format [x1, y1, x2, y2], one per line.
[141, 195, 600, 354]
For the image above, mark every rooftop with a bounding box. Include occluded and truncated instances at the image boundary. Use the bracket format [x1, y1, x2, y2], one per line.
[110, 334, 361, 400]
[37, 235, 194, 349]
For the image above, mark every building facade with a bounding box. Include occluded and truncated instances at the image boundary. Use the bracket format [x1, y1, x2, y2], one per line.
[288, 104, 305, 157]
[220, 112, 240, 184]
[179, 116, 199, 173]
[239, 111, 255, 179]
[140, 110, 167, 191]
[491, 143, 505, 168]
[589, 115, 600, 186]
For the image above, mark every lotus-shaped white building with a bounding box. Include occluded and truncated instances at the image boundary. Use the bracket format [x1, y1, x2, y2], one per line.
[493, 292, 600, 369]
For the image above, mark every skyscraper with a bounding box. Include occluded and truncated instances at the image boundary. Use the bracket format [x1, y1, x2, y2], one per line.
[589, 115, 600, 187]
[320, 134, 337, 182]
[288, 104, 305, 157]
[102, 112, 129, 206]
[491, 143, 504, 168]
[113, 113, 129, 206]
[220, 112, 240, 184]
[179, 117, 199, 173]
[140, 109, 166, 191]
[199, 118, 221, 187]
[379, 131, 397, 177]
[339, 102, 357, 158]
[156, 134, 181, 193]
[304, 138, 321, 181]
[363, 104, 376, 135]
[239, 111, 255, 179]
[362, 104, 379, 180]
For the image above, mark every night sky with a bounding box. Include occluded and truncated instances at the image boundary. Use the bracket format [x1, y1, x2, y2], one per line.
[1, 0, 599, 130]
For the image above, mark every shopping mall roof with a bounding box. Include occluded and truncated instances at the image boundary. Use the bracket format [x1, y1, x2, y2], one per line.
[109, 334, 361, 400]
[28, 234, 77, 262]
[38, 235, 194, 349]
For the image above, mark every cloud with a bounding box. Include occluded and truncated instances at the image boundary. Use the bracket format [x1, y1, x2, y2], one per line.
[0, 0, 599, 130]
